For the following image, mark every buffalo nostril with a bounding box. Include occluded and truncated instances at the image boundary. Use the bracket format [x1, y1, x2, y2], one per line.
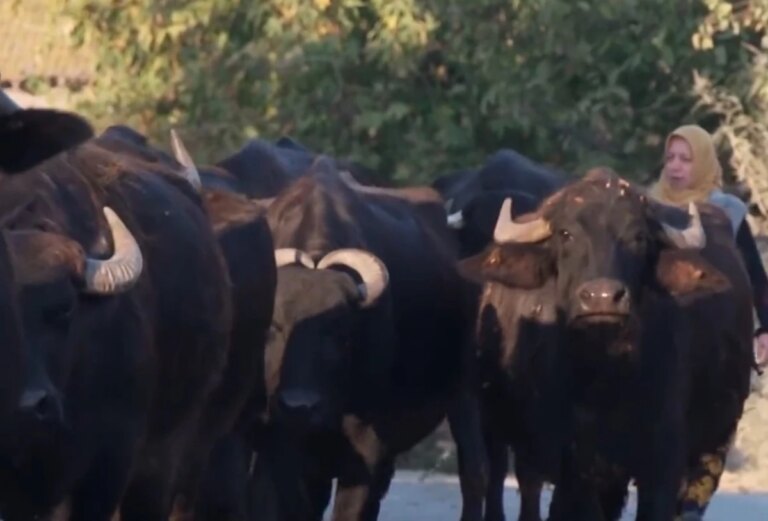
[575, 279, 631, 315]
[34, 395, 56, 421]
[278, 389, 321, 412]
[19, 389, 61, 422]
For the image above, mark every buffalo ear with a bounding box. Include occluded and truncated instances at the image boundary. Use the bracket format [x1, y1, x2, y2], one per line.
[656, 249, 730, 298]
[458, 243, 552, 289]
[0, 109, 94, 173]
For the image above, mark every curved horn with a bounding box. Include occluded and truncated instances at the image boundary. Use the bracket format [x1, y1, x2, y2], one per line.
[0, 90, 20, 115]
[274, 248, 315, 269]
[338, 170, 383, 195]
[170, 129, 202, 191]
[256, 197, 275, 209]
[493, 198, 552, 244]
[83, 207, 144, 295]
[317, 249, 389, 308]
[447, 210, 465, 229]
[661, 202, 706, 249]
[339, 170, 363, 189]
[339, 170, 444, 205]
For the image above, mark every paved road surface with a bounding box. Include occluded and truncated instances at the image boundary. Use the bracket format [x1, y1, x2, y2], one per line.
[323, 471, 768, 520]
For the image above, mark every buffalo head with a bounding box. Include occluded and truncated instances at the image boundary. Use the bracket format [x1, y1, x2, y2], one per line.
[0, 91, 94, 173]
[460, 172, 728, 330]
[3, 203, 144, 439]
[268, 248, 389, 431]
[445, 190, 541, 257]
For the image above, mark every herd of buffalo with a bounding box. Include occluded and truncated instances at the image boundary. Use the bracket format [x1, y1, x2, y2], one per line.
[0, 88, 758, 521]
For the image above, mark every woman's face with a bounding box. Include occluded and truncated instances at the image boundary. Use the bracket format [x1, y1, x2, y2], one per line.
[663, 136, 694, 190]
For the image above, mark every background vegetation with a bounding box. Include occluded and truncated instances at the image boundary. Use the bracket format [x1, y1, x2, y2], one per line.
[12, 0, 755, 201]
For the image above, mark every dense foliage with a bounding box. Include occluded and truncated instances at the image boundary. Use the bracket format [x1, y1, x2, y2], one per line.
[57, 0, 768, 190]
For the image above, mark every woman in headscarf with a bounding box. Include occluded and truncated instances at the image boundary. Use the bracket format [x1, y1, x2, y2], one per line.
[651, 124, 768, 366]
[650, 124, 766, 520]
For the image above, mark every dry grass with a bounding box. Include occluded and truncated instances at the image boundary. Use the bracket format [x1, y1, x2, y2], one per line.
[0, 0, 94, 86]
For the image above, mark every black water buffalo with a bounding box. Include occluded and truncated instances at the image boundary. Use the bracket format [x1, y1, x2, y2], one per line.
[209, 135, 376, 199]
[432, 150, 566, 257]
[0, 105, 235, 521]
[94, 129, 280, 521]
[459, 172, 753, 521]
[211, 137, 315, 198]
[0, 90, 94, 174]
[86, 125, 243, 197]
[259, 161, 486, 521]
[166, 134, 279, 521]
[176, 186, 277, 521]
[101, 125, 374, 202]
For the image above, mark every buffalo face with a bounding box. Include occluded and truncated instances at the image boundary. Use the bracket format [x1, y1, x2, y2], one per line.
[0, 97, 94, 174]
[460, 173, 728, 334]
[3, 206, 144, 443]
[268, 249, 388, 432]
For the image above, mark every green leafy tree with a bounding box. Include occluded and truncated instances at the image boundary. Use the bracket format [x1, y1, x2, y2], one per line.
[691, 0, 768, 230]
[60, 0, 768, 188]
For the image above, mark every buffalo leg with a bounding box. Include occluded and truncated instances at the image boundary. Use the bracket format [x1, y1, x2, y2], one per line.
[448, 391, 488, 521]
[194, 433, 253, 521]
[361, 460, 395, 521]
[597, 474, 631, 521]
[514, 455, 542, 521]
[548, 482, 602, 521]
[677, 435, 732, 520]
[333, 458, 394, 521]
[482, 428, 508, 521]
[331, 416, 386, 521]
[635, 428, 684, 521]
[305, 473, 334, 521]
[120, 469, 176, 521]
[68, 440, 137, 521]
[247, 451, 279, 521]
[259, 429, 316, 521]
[120, 435, 188, 521]
[274, 466, 333, 521]
[546, 446, 602, 521]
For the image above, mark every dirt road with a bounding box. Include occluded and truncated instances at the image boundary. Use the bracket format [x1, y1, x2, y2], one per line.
[324, 471, 768, 520]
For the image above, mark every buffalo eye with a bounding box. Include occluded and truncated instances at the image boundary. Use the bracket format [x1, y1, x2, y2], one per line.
[271, 322, 283, 332]
[626, 230, 650, 251]
[558, 229, 573, 242]
[267, 321, 284, 343]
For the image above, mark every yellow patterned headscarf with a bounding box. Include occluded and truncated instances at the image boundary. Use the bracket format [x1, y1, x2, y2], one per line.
[649, 125, 722, 206]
